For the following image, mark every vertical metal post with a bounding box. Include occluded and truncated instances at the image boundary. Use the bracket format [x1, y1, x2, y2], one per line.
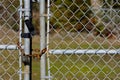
[47, 0, 51, 80]
[24, 0, 32, 80]
[40, 0, 46, 79]
[19, 0, 23, 80]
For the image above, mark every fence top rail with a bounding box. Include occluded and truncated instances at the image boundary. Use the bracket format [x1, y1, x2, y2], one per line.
[49, 49, 120, 54]
[0, 45, 18, 50]
[0, 45, 24, 50]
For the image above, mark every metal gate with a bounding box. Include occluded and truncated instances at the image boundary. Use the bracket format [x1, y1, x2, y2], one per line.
[0, 0, 44, 80]
[0, 0, 48, 80]
[0, 0, 22, 79]
[48, 0, 120, 80]
[0, 0, 120, 80]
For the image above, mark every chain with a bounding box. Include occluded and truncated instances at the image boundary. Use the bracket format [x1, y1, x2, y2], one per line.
[32, 48, 47, 59]
[17, 42, 47, 59]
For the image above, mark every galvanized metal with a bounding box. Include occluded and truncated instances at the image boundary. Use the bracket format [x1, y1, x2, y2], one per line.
[0, 0, 22, 79]
[40, 0, 46, 79]
[24, 0, 32, 80]
[47, 0, 51, 80]
[0, 0, 120, 80]
[0, 45, 18, 50]
[48, 0, 120, 79]
[49, 49, 120, 54]
[19, 0, 23, 79]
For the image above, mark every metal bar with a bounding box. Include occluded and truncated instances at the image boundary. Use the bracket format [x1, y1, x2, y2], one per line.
[24, 0, 32, 80]
[19, 0, 23, 79]
[0, 45, 18, 50]
[40, 0, 46, 80]
[18, 8, 30, 12]
[47, 0, 51, 80]
[0, 45, 24, 50]
[49, 49, 120, 54]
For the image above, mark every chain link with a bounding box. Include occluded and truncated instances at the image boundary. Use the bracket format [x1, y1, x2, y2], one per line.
[49, 0, 120, 79]
[17, 42, 47, 59]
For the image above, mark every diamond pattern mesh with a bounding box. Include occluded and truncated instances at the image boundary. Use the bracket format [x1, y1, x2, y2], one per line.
[49, 0, 120, 79]
[0, 0, 20, 79]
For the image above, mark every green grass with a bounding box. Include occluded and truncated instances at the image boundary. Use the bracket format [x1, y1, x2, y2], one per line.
[28, 53, 120, 80]
[0, 35, 120, 80]
[32, 60, 40, 80]
[0, 50, 19, 80]
[48, 54, 120, 80]
[31, 35, 120, 80]
[0, 46, 120, 80]
[49, 31, 120, 49]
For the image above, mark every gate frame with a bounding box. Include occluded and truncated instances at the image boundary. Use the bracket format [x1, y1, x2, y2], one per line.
[0, 0, 33, 80]
[0, 0, 120, 80]
[40, 0, 47, 79]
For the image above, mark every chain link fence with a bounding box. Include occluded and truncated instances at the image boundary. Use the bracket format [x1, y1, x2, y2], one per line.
[0, 0, 120, 80]
[48, 0, 120, 79]
[0, 0, 20, 79]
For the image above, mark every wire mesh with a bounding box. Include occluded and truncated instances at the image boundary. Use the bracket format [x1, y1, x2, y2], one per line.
[0, 0, 20, 79]
[48, 0, 120, 79]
